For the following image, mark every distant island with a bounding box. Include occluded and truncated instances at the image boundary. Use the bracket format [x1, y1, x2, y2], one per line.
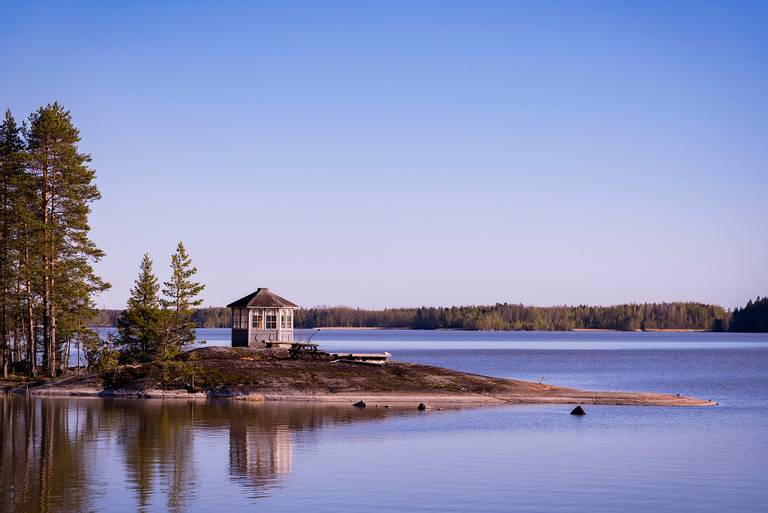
[91, 297, 768, 333]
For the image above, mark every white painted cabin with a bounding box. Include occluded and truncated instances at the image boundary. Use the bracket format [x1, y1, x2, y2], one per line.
[227, 288, 298, 348]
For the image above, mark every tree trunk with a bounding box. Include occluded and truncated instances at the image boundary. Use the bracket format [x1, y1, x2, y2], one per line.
[42, 273, 50, 375]
[50, 267, 56, 376]
[25, 298, 35, 378]
[21, 226, 37, 377]
[1, 308, 7, 378]
[13, 322, 22, 371]
[63, 333, 70, 374]
[1, 167, 8, 378]
[1, 262, 5, 377]
[41, 149, 55, 377]
[0, 225, 6, 378]
[42, 168, 50, 375]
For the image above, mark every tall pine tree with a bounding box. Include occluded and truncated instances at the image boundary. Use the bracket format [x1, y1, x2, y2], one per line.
[25, 103, 109, 375]
[161, 242, 204, 358]
[117, 254, 164, 362]
[0, 110, 25, 376]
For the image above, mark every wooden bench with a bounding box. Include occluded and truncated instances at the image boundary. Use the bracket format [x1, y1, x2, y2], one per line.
[265, 341, 292, 349]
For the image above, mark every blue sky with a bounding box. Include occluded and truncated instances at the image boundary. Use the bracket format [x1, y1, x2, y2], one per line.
[1, 1, 766, 309]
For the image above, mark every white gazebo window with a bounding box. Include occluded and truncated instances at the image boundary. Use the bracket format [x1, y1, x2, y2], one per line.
[265, 312, 277, 330]
[252, 310, 263, 329]
[281, 310, 293, 329]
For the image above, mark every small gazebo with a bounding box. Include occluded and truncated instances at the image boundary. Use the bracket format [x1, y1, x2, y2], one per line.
[227, 288, 299, 348]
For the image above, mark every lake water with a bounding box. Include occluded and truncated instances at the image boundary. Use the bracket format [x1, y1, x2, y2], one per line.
[3, 329, 768, 512]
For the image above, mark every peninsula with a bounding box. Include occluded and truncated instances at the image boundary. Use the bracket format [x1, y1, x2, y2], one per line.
[9, 346, 715, 407]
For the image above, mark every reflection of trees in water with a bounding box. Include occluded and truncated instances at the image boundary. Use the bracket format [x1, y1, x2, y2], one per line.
[1, 397, 393, 512]
[0, 398, 103, 513]
[115, 401, 196, 513]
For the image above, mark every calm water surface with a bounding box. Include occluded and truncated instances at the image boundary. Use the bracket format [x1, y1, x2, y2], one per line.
[3, 329, 768, 512]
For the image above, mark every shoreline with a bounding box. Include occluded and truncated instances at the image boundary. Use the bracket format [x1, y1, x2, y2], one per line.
[94, 326, 718, 333]
[311, 327, 716, 333]
[12, 388, 716, 407]
[3, 346, 717, 408]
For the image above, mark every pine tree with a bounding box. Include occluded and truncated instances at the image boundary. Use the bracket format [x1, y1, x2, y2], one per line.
[16, 153, 41, 377]
[161, 242, 204, 358]
[0, 110, 25, 376]
[25, 103, 109, 375]
[117, 254, 164, 362]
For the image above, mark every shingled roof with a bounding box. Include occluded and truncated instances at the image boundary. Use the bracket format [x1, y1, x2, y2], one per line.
[226, 288, 299, 309]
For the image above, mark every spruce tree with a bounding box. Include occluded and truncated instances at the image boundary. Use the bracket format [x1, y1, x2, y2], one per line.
[26, 103, 109, 375]
[117, 254, 164, 362]
[161, 242, 204, 358]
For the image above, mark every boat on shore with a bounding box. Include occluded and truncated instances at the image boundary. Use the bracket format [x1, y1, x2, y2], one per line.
[332, 352, 391, 365]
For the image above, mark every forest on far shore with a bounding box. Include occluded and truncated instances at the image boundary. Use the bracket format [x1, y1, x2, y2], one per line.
[89, 296, 768, 333]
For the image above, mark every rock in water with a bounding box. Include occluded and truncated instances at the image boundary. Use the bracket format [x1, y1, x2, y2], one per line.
[570, 405, 586, 416]
[353, 400, 366, 408]
[417, 403, 427, 411]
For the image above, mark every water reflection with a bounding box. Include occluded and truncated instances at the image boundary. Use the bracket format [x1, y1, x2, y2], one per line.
[0, 397, 392, 513]
[229, 422, 292, 495]
[1, 398, 98, 513]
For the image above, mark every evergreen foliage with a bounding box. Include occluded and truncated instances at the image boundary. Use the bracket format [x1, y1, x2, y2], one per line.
[293, 302, 731, 331]
[160, 242, 204, 358]
[25, 103, 109, 375]
[106, 245, 207, 365]
[730, 297, 768, 332]
[113, 301, 742, 332]
[116, 254, 165, 362]
[191, 307, 229, 329]
[0, 104, 108, 376]
[82, 330, 119, 371]
[0, 110, 25, 377]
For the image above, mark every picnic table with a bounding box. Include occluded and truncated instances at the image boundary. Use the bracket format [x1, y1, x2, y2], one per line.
[288, 342, 324, 360]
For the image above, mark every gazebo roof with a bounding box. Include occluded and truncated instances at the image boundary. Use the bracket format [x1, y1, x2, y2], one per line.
[226, 288, 299, 309]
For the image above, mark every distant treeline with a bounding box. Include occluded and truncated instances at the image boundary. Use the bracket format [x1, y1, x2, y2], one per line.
[89, 307, 229, 329]
[296, 302, 731, 331]
[730, 297, 768, 332]
[89, 309, 122, 327]
[90, 298, 768, 332]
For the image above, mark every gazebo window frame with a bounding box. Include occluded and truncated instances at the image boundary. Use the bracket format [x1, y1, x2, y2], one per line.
[281, 310, 293, 329]
[265, 311, 277, 330]
[251, 309, 263, 329]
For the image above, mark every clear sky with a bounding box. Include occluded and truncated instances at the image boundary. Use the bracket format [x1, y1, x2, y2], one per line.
[1, 1, 766, 309]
